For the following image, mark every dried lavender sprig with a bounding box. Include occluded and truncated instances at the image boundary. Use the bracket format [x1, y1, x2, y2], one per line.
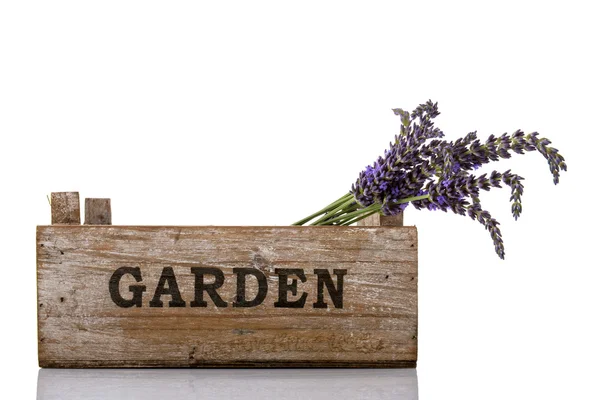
[526, 133, 567, 184]
[293, 100, 567, 259]
[407, 168, 521, 257]
[444, 130, 568, 184]
[501, 170, 524, 220]
[467, 196, 505, 259]
[414, 169, 524, 220]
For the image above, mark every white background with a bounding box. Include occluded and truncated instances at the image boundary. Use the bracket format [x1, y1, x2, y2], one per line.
[1, 1, 599, 398]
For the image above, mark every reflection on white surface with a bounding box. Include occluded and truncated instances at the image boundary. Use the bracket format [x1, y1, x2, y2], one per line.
[37, 368, 417, 400]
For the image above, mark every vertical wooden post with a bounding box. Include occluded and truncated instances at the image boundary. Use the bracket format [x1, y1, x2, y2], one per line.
[357, 210, 411, 361]
[84, 198, 112, 225]
[51, 192, 81, 225]
[357, 212, 404, 227]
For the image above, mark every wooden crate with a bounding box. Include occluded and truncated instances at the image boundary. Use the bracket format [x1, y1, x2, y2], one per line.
[37, 193, 418, 368]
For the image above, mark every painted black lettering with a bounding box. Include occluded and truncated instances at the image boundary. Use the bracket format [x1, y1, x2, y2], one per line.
[109, 266, 146, 308]
[190, 267, 227, 307]
[274, 268, 307, 308]
[313, 269, 347, 309]
[232, 268, 268, 307]
[149, 267, 186, 307]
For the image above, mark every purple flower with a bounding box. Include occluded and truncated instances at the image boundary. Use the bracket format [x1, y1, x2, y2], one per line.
[345, 100, 567, 258]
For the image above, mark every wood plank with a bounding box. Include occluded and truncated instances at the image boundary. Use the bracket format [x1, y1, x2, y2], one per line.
[37, 225, 418, 368]
[50, 192, 80, 225]
[358, 212, 404, 226]
[84, 198, 112, 225]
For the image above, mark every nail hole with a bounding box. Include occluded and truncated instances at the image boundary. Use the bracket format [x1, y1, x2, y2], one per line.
[60, 250, 64, 255]
[39, 303, 43, 308]
[60, 297, 64, 303]
[40, 244, 44, 247]
[385, 275, 389, 279]
[410, 243, 415, 248]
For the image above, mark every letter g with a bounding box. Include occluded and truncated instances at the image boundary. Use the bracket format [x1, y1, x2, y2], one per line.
[109, 267, 146, 307]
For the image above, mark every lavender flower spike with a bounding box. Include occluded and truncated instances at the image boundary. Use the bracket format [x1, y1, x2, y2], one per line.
[293, 101, 567, 259]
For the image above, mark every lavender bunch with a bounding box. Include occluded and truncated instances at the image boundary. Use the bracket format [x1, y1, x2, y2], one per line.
[292, 100, 567, 259]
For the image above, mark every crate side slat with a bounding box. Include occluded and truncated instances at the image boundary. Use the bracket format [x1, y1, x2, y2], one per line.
[37, 225, 417, 368]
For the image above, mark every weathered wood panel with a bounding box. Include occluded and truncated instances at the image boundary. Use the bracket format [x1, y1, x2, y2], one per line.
[37, 226, 418, 368]
[50, 192, 80, 225]
[84, 198, 111, 225]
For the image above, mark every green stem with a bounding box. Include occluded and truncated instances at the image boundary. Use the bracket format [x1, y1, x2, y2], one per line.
[335, 205, 374, 225]
[292, 192, 353, 226]
[317, 203, 380, 225]
[341, 194, 430, 225]
[310, 197, 357, 225]
[328, 202, 360, 219]
[341, 208, 380, 225]
[317, 194, 430, 226]
[294, 193, 431, 227]
[317, 207, 351, 224]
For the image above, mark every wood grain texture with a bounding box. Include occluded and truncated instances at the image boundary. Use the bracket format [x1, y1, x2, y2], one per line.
[37, 225, 418, 368]
[357, 212, 404, 227]
[51, 192, 80, 225]
[84, 198, 111, 225]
